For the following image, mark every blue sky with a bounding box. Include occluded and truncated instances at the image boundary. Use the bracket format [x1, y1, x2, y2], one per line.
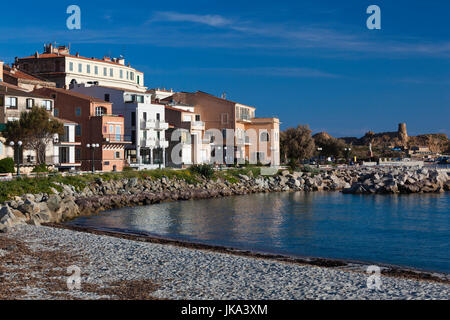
[1, 0, 449, 137]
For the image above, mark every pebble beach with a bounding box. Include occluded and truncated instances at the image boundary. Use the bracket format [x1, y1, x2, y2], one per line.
[1, 224, 449, 300]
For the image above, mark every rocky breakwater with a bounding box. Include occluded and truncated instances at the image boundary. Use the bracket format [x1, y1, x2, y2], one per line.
[343, 167, 450, 194]
[1, 167, 448, 232]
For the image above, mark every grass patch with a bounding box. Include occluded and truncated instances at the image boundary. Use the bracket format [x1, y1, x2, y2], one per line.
[0, 166, 275, 202]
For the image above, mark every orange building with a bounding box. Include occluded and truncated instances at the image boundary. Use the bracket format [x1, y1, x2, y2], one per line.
[163, 91, 280, 165]
[33, 87, 130, 172]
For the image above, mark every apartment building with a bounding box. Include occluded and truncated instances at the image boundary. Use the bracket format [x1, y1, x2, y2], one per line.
[0, 83, 80, 172]
[15, 44, 145, 92]
[163, 91, 280, 166]
[164, 102, 210, 166]
[70, 83, 169, 169]
[34, 87, 129, 172]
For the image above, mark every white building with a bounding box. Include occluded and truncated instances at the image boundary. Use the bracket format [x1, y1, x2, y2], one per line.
[16, 44, 146, 92]
[52, 119, 81, 171]
[70, 83, 169, 169]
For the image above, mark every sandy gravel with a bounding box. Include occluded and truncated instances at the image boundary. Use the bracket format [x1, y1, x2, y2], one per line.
[1, 224, 449, 300]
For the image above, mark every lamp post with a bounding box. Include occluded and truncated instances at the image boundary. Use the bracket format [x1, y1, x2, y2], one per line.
[87, 143, 100, 173]
[9, 141, 23, 177]
[344, 147, 352, 164]
[317, 147, 323, 168]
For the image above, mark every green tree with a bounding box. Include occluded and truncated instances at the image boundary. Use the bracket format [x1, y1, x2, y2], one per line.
[280, 125, 316, 163]
[3, 107, 64, 165]
[314, 134, 347, 158]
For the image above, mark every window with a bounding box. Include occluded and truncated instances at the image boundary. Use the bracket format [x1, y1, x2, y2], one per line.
[54, 108, 59, 117]
[104, 94, 110, 102]
[126, 71, 129, 80]
[195, 115, 201, 121]
[131, 130, 136, 145]
[120, 70, 123, 79]
[26, 98, 34, 109]
[94, 66, 98, 75]
[143, 112, 147, 122]
[110, 68, 113, 77]
[75, 125, 82, 136]
[136, 95, 144, 103]
[75, 107, 81, 117]
[41, 100, 52, 111]
[95, 107, 106, 116]
[137, 75, 140, 84]
[115, 151, 121, 159]
[156, 113, 160, 121]
[75, 148, 81, 161]
[109, 125, 114, 133]
[78, 63, 82, 73]
[131, 112, 136, 126]
[221, 113, 229, 124]
[69, 62, 74, 71]
[130, 72, 134, 81]
[6, 97, 17, 109]
[103, 67, 107, 76]
[87, 65, 91, 74]
[260, 131, 270, 142]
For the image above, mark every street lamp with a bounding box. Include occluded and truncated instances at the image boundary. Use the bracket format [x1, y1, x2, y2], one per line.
[87, 143, 100, 173]
[317, 147, 323, 168]
[344, 147, 352, 164]
[9, 141, 23, 177]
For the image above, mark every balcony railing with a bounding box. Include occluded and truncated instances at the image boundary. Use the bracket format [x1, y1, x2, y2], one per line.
[103, 134, 132, 144]
[140, 138, 168, 149]
[141, 120, 169, 131]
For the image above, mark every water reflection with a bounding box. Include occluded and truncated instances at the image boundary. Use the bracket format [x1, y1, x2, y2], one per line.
[67, 192, 450, 273]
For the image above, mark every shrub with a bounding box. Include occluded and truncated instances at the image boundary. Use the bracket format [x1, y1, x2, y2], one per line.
[287, 158, 298, 171]
[0, 158, 15, 174]
[189, 164, 215, 179]
[32, 163, 50, 173]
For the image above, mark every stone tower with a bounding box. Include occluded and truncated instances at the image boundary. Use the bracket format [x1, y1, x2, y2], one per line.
[398, 123, 408, 145]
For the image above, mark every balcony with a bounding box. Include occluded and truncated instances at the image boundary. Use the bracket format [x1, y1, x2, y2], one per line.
[190, 121, 205, 131]
[158, 139, 169, 149]
[140, 137, 169, 149]
[103, 134, 132, 144]
[142, 119, 169, 131]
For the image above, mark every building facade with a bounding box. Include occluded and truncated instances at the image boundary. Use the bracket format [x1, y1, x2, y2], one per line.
[164, 103, 210, 167]
[34, 87, 129, 172]
[70, 83, 169, 169]
[0, 83, 80, 172]
[15, 44, 145, 92]
[163, 91, 280, 166]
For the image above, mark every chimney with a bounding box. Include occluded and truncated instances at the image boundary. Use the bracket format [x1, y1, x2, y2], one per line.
[0, 61, 3, 82]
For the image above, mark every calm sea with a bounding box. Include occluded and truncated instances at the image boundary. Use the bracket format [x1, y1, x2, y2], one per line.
[66, 192, 450, 273]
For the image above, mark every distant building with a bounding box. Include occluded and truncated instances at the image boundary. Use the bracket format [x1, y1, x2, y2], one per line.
[34, 87, 130, 172]
[2, 63, 56, 91]
[15, 44, 145, 92]
[163, 91, 280, 166]
[0, 83, 80, 172]
[164, 103, 211, 166]
[70, 83, 169, 169]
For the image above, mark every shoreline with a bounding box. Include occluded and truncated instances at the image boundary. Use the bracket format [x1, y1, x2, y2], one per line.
[3, 223, 449, 300]
[46, 222, 450, 285]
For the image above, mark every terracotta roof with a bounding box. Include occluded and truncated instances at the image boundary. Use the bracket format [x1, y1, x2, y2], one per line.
[0, 82, 49, 98]
[177, 91, 256, 109]
[53, 117, 78, 125]
[34, 87, 111, 104]
[18, 53, 142, 73]
[3, 65, 45, 81]
[165, 105, 194, 113]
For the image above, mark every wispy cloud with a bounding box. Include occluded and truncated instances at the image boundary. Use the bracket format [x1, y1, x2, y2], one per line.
[150, 11, 232, 27]
[182, 66, 340, 78]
